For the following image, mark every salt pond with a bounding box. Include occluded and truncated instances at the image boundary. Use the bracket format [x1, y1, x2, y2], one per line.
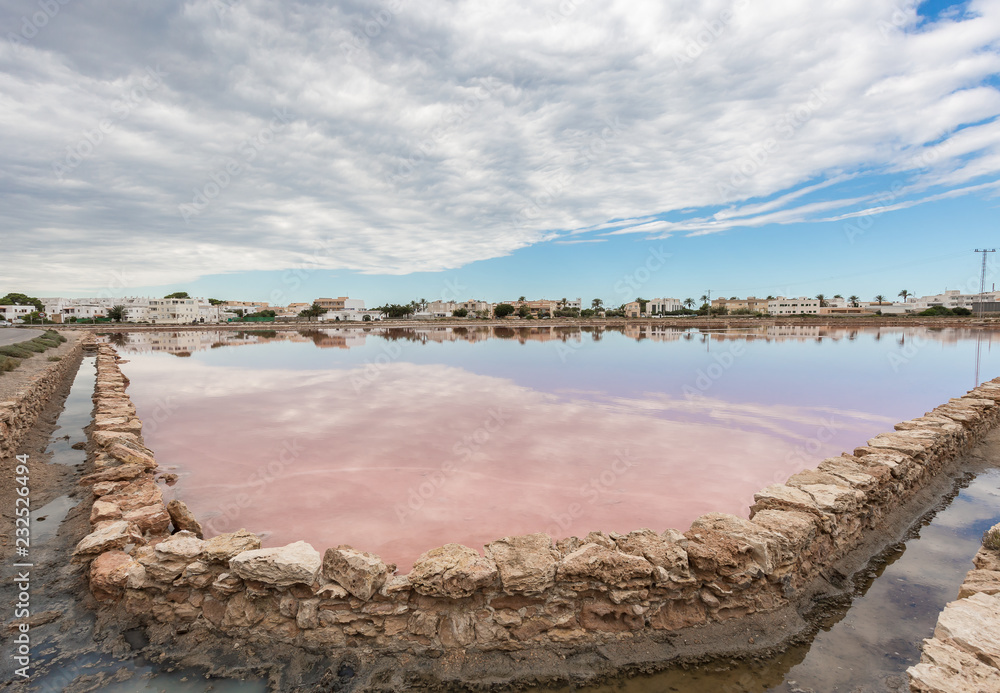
[112, 325, 998, 571]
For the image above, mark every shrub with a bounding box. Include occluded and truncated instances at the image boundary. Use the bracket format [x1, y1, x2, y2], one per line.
[0, 345, 31, 359]
[952, 307, 972, 316]
[984, 524, 1000, 551]
[44, 330, 66, 342]
[917, 306, 953, 316]
[18, 340, 47, 353]
[0, 356, 17, 373]
[47, 356, 61, 362]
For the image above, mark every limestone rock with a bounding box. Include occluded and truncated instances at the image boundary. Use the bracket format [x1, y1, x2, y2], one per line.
[73, 520, 141, 556]
[933, 592, 1000, 669]
[615, 528, 691, 583]
[203, 529, 260, 563]
[166, 500, 203, 538]
[89, 500, 121, 524]
[80, 464, 148, 485]
[322, 546, 393, 600]
[686, 513, 786, 580]
[408, 543, 498, 598]
[89, 551, 137, 601]
[232, 541, 321, 587]
[122, 502, 171, 535]
[485, 533, 560, 595]
[908, 638, 1000, 692]
[107, 442, 156, 469]
[154, 530, 205, 559]
[958, 570, 1000, 599]
[558, 543, 654, 584]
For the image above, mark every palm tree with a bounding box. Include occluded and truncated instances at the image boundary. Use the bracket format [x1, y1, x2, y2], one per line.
[683, 298, 695, 309]
[848, 295, 860, 308]
[898, 289, 911, 303]
[874, 295, 885, 304]
[518, 296, 526, 302]
[766, 295, 775, 300]
[558, 298, 568, 310]
[106, 305, 126, 323]
[833, 294, 843, 299]
[815, 293, 827, 308]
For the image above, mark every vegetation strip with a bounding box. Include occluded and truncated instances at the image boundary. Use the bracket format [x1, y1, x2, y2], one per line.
[78, 342, 1000, 677]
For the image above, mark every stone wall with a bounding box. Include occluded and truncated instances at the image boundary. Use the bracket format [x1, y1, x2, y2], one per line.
[0, 333, 88, 459]
[907, 526, 1000, 691]
[78, 342, 1000, 661]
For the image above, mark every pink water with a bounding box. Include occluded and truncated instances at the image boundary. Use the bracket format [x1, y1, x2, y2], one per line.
[114, 325, 997, 570]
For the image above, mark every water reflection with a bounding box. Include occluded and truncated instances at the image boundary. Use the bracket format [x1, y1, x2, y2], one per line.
[109, 326, 1000, 571]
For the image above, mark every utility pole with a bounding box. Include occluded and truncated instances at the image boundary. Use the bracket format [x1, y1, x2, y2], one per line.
[975, 249, 996, 319]
[706, 289, 711, 319]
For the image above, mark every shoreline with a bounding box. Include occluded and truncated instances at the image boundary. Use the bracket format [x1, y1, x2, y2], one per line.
[56, 315, 1000, 333]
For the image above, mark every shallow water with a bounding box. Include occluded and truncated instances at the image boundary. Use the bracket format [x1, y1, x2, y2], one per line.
[44, 355, 95, 466]
[546, 466, 1000, 693]
[111, 325, 1000, 570]
[22, 354, 266, 693]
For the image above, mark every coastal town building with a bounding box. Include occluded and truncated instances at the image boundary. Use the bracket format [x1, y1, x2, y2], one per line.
[314, 297, 365, 312]
[767, 297, 821, 315]
[711, 296, 769, 313]
[647, 298, 684, 314]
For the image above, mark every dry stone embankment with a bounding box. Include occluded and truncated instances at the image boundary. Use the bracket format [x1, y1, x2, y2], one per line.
[78, 343, 1000, 664]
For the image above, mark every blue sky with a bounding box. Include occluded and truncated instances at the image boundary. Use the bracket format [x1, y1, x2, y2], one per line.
[2, 0, 998, 306]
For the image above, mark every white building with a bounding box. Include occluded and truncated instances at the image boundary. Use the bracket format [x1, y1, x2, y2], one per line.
[148, 298, 200, 324]
[878, 290, 1000, 315]
[0, 305, 35, 322]
[646, 298, 684, 315]
[316, 309, 382, 322]
[768, 297, 821, 315]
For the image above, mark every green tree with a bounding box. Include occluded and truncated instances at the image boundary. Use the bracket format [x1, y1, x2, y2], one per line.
[375, 304, 415, 319]
[815, 293, 827, 307]
[517, 296, 526, 302]
[591, 298, 603, 311]
[848, 295, 860, 307]
[452, 308, 468, 317]
[874, 295, 885, 303]
[636, 297, 649, 314]
[208, 298, 225, 306]
[517, 305, 530, 318]
[0, 293, 43, 312]
[494, 303, 515, 318]
[106, 305, 126, 322]
[298, 302, 328, 321]
[683, 297, 695, 309]
[898, 289, 911, 303]
[164, 292, 190, 299]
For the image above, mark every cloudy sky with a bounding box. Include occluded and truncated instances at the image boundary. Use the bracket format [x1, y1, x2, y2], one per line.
[2, 0, 999, 305]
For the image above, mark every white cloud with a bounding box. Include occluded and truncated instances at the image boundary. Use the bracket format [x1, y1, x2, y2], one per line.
[1, 0, 999, 291]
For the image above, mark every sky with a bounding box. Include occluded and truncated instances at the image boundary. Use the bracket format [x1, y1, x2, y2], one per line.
[2, 0, 999, 307]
